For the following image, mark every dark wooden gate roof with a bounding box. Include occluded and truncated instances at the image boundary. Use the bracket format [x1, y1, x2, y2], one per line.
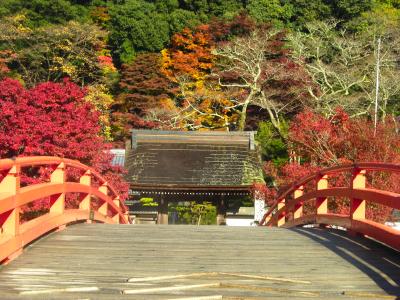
[125, 130, 264, 189]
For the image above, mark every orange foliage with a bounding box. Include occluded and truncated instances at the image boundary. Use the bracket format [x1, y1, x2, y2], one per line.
[161, 26, 214, 82]
[161, 26, 238, 130]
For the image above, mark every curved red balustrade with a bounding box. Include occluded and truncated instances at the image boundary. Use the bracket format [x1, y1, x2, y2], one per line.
[259, 163, 400, 252]
[0, 156, 131, 264]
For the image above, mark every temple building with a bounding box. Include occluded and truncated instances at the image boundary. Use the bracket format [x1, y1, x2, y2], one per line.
[122, 130, 265, 224]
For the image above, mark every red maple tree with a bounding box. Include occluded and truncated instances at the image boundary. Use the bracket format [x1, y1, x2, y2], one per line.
[0, 78, 129, 215]
[264, 109, 399, 223]
[111, 53, 176, 141]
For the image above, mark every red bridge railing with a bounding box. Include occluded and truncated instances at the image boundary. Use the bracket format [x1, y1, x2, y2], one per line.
[260, 163, 400, 251]
[0, 156, 131, 263]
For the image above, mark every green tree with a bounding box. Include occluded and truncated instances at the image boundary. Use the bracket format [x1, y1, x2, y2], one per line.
[176, 0, 209, 16]
[169, 9, 201, 33]
[256, 121, 288, 165]
[330, 0, 374, 21]
[152, 0, 179, 13]
[191, 202, 216, 225]
[139, 198, 158, 206]
[0, 0, 90, 26]
[207, 0, 245, 18]
[282, 0, 331, 28]
[170, 202, 216, 225]
[108, 0, 170, 63]
[247, 0, 293, 27]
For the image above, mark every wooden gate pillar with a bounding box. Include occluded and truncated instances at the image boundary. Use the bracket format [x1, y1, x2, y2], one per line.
[157, 196, 168, 225]
[216, 195, 227, 225]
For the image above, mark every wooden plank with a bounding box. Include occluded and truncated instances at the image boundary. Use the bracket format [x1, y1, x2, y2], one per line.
[0, 224, 398, 299]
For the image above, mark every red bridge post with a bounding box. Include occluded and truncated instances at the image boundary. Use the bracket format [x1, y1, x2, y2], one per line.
[316, 174, 328, 215]
[50, 162, 66, 215]
[98, 182, 109, 216]
[351, 169, 366, 220]
[0, 164, 20, 237]
[293, 186, 304, 219]
[277, 199, 286, 226]
[79, 170, 92, 211]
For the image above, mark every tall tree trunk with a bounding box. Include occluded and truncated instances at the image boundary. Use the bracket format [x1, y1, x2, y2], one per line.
[238, 101, 249, 131]
[238, 91, 255, 131]
[265, 106, 285, 139]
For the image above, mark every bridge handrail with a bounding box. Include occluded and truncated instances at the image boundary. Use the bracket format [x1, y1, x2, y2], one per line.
[259, 162, 400, 252]
[0, 156, 131, 263]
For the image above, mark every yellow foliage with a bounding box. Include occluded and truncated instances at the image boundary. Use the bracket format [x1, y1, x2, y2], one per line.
[159, 98, 176, 111]
[84, 84, 115, 140]
[85, 84, 114, 112]
[160, 49, 174, 79]
[53, 56, 64, 64]
[99, 49, 112, 57]
[10, 15, 32, 33]
[61, 64, 77, 78]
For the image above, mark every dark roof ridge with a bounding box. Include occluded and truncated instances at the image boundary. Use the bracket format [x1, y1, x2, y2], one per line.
[131, 129, 256, 136]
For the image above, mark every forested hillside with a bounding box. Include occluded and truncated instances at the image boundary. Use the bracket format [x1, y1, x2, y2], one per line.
[1, 0, 399, 221]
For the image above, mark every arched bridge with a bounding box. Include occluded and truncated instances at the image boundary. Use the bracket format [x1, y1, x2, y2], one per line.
[0, 157, 399, 299]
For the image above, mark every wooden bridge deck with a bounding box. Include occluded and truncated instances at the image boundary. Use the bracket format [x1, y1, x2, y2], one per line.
[0, 224, 399, 299]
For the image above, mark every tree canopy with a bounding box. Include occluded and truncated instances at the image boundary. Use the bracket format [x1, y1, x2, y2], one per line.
[1, 0, 399, 223]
